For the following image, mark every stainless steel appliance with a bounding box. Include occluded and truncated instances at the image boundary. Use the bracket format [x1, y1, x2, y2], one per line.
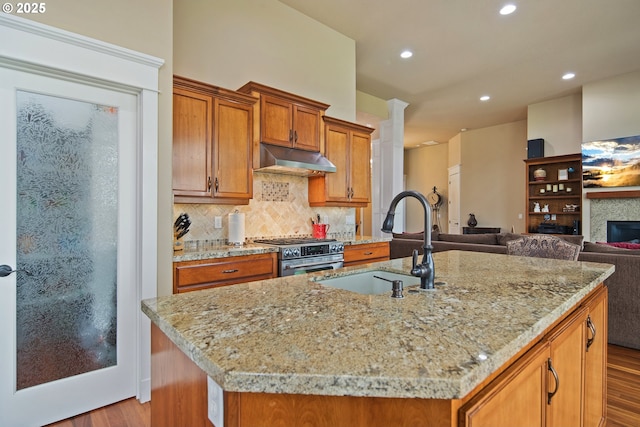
[253, 238, 344, 277]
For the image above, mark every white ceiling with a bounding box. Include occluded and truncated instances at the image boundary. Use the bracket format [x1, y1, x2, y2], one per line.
[278, 0, 640, 148]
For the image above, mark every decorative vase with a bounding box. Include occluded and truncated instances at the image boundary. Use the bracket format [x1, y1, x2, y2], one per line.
[533, 168, 547, 181]
[467, 213, 478, 228]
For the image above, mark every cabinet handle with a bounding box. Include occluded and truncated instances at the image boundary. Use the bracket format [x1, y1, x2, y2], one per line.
[364, 252, 374, 255]
[208, 176, 212, 190]
[586, 315, 596, 351]
[294, 130, 298, 142]
[289, 129, 293, 143]
[547, 358, 560, 405]
[222, 269, 238, 274]
[215, 177, 219, 193]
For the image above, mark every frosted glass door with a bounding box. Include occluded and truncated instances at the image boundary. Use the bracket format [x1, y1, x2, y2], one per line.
[1, 65, 137, 427]
[15, 91, 119, 389]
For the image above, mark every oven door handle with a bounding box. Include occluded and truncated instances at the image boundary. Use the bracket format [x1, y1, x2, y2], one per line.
[283, 259, 342, 270]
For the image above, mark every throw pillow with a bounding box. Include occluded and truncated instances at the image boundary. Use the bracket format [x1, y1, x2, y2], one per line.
[583, 241, 640, 255]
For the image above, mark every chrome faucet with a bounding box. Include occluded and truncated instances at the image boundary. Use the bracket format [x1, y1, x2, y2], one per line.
[381, 190, 435, 290]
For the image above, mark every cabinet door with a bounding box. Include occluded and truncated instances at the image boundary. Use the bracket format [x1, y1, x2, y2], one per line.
[461, 343, 549, 427]
[260, 95, 293, 147]
[324, 125, 350, 202]
[214, 98, 253, 200]
[349, 131, 371, 203]
[584, 286, 607, 427]
[547, 306, 587, 427]
[292, 104, 322, 151]
[173, 88, 212, 197]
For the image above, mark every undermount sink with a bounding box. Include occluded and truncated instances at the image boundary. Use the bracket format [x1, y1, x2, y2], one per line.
[316, 270, 419, 295]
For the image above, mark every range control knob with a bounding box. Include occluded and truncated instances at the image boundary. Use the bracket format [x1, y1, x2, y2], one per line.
[282, 248, 291, 259]
[292, 248, 301, 257]
[330, 243, 344, 253]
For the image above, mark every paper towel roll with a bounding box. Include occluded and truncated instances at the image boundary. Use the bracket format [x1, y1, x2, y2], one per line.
[228, 212, 245, 245]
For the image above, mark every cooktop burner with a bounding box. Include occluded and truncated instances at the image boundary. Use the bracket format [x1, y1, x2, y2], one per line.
[253, 237, 336, 246]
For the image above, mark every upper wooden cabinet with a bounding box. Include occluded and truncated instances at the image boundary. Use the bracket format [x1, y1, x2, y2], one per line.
[308, 116, 374, 207]
[173, 76, 257, 204]
[237, 82, 329, 161]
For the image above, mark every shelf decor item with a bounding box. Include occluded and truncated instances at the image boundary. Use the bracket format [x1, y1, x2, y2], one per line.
[533, 168, 547, 181]
[558, 169, 568, 180]
[467, 213, 478, 228]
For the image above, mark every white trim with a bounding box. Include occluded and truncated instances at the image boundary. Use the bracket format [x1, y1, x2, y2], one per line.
[0, 14, 163, 91]
[0, 13, 162, 406]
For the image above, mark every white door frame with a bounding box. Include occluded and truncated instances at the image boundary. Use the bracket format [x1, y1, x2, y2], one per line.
[448, 164, 461, 234]
[0, 14, 162, 403]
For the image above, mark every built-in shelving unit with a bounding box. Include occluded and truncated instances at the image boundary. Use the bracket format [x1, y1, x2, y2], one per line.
[525, 154, 582, 234]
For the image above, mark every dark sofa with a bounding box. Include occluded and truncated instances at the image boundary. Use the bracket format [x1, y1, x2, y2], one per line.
[390, 231, 640, 350]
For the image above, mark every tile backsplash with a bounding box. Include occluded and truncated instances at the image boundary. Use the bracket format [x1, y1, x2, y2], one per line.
[174, 171, 356, 243]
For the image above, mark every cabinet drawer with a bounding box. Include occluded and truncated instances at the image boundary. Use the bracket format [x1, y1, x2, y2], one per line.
[343, 242, 390, 266]
[174, 253, 277, 293]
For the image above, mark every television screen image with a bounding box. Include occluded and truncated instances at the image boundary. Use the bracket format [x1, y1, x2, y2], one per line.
[582, 134, 640, 188]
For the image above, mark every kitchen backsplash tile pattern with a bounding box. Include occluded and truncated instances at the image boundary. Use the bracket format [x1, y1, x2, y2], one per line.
[261, 181, 289, 202]
[174, 172, 356, 243]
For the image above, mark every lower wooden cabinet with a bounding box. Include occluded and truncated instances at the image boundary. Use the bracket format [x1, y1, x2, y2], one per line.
[460, 284, 607, 427]
[461, 342, 549, 427]
[583, 285, 607, 427]
[343, 242, 390, 267]
[173, 253, 277, 293]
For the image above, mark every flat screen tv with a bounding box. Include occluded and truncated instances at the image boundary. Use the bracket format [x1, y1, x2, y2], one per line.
[582, 134, 640, 188]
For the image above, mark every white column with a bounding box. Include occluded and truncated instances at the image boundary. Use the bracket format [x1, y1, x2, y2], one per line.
[371, 98, 408, 236]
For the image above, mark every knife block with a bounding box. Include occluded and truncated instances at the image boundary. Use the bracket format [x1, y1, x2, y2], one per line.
[173, 231, 184, 252]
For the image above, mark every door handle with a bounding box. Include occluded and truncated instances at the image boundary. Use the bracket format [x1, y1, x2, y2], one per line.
[586, 315, 596, 351]
[547, 357, 560, 405]
[0, 264, 31, 277]
[0, 265, 14, 277]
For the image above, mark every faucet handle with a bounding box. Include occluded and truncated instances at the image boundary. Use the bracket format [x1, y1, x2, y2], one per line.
[412, 249, 418, 268]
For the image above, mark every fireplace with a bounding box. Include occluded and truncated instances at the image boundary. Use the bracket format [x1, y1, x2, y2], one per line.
[607, 221, 640, 243]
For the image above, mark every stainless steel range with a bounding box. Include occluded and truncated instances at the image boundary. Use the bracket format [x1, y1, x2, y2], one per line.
[253, 238, 344, 277]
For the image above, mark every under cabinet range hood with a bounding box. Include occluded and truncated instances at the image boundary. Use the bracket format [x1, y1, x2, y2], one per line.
[255, 143, 336, 176]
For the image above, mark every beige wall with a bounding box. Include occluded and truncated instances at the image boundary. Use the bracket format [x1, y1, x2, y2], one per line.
[460, 120, 528, 233]
[403, 121, 527, 234]
[583, 70, 640, 142]
[448, 133, 461, 167]
[174, 0, 356, 122]
[527, 93, 582, 156]
[404, 144, 450, 232]
[23, 1, 174, 296]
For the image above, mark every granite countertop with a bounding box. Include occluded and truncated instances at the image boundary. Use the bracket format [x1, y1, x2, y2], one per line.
[173, 235, 391, 262]
[143, 251, 614, 400]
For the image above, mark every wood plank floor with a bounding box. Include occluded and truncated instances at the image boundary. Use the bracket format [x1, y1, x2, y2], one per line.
[607, 344, 640, 426]
[44, 397, 150, 427]
[46, 344, 640, 427]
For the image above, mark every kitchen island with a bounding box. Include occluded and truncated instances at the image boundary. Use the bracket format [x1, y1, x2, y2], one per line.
[143, 251, 614, 427]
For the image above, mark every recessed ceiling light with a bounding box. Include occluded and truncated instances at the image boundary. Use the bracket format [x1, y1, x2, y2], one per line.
[480, 95, 491, 101]
[400, 50, 413, 59]
[562, 72, 576, 80]
[500, 4, 517, 15]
